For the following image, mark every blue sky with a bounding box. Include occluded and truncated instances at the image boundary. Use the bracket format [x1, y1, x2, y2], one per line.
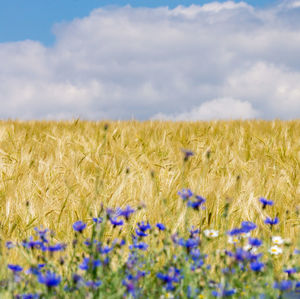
[1, 0, 277, 46]
[0, 0, 300, 120]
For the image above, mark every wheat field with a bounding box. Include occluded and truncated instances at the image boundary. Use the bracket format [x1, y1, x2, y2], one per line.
[0, 120, 299, 261]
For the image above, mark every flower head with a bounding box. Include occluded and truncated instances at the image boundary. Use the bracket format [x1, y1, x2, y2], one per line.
[259, 198, 274, 209]
[178, 189, 193, 201]
[156, 223, 166, 231]
[250, 261, 264, 272]
[119, 205, 135, 221]
[181, 149, 194, 161]
[38, 271, 61, 288]
[204, 229, 219, 238]
[241, 221, 257, 233]
[269, 245, 282, 255]
[265, 217, 279, 226]
[248, 238, 262, 247]
[272, 236, 284, 245]
[8, 264, 23, 272]
[72, 221, 86, 233]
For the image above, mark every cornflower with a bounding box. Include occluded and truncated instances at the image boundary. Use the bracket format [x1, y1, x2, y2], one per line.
[38, 271, 61, 288]
[72, 221, 86, 233]
[265, 217, 279, 227]
[156, 223, 166, 231]
[259, 198, 274, 209]
[178, 189, 193, 201]
[8, 264, 23, 273]
[181, 149, 194, 161]
[274, 280, 293, 291]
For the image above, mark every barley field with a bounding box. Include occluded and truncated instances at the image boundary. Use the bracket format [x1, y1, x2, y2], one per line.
[1, 119, 299, 245]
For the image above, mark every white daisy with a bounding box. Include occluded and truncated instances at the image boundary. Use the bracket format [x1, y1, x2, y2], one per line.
[204, 229, 219, 238]
[272, 236, 284, 245]
[228, 236, 240, 244]
[269, 245, 283, 255]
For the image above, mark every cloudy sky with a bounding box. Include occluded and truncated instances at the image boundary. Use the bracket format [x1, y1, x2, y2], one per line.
[1, 0, 300, 120]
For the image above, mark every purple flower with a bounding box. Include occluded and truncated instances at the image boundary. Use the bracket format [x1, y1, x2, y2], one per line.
[38, 271, 61, 288]
[227, 228, 243, 236]
[181, 149, 194, 161]
[248, 238, 262, 247]
[156, 223, 165, 231]
[119, 206, 135, 220]
[187, 196, 206, 210]
[34, 227, 49, 242]
[47, 243, 66, 252]
[8, 264, 23, 272]
[135, 229, 148, 237]
[72, 221, 86, 233]
[241, 221, 257, 233]
[265, 217, 279, 226]
[16, 294, 40, 299]
[250, 261, 264, 272]
[137, 221, 151, 232]
[178, 189, 193, 201]
[284, 268, 297, 275]
[274, 280, 293, 291]
[259, 198, 274, 209]
[109, 217, 124, 227]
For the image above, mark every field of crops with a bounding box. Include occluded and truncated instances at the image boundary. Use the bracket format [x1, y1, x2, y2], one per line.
[0, 120, 299, 298]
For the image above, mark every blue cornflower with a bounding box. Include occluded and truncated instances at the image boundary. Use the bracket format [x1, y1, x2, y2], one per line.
[259, 198, 274, 209]
[16, 294, 40, 299]
[72, 221, 86, 233]
[265, 217, 279, 226]
[79, 258, 101, 271]
[182, 149, 194, 161]
[34, 227, 49, 242]
[178, 188, 193, 201]
[135, 229, 148, 237]
[284, 268, 297, 275]
[109, 217, 124, 227]
[137, 221, 151, 232]
[47, 243, 66, 252]
[8, 264, 23, 272]
[178, 237, 200, 251]
[92, 217, 103, 224]
[157, 267, 182, 291]
[187, 200, 205, 210]
[250, 261, 265, 272]
[248, 238, 262, 247]
[119, 205, 135, 220]
[227, 228, 243, 236]
[241, 221, 257, 233]
[156, 223, 165, 231]
[22, 237, 44, 250]
[38, 271, 61, 288]
[274, 280, 293, 291]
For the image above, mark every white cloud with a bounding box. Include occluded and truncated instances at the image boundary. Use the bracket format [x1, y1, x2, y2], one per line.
[0, 2, 300, 120]
[152, 98, 259, 120]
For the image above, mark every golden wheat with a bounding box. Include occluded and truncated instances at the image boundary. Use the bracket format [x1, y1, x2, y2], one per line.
[0, 120, 299, 266]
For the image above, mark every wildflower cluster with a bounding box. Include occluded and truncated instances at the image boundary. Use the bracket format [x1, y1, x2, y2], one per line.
[1, 192, 299, 298]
